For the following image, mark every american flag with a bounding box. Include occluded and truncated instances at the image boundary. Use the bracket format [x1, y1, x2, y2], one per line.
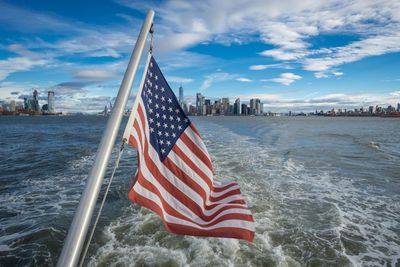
[124, 55, 255, 241]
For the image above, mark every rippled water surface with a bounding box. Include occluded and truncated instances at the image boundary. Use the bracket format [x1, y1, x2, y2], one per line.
[0, 116, 399, 266]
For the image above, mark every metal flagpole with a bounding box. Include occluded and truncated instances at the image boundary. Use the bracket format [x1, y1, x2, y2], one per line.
[57, 10, 154, 267]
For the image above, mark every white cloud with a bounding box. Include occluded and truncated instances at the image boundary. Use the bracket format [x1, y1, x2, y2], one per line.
[115, 0, 400, 76]
[4, 0, 400, 80]
[249, 63, 292, 70]
[73, 69, 118, 80]
[332, 71, 344, 77]
[302, 33, 400, 73]
[200, 72, 236, 90]
[0, 57, 49, 81]
[262, 73, 302, 86]
[236, 77, 252, 82]
[166, 76, 194, 83]
[389, 91, 400, 97]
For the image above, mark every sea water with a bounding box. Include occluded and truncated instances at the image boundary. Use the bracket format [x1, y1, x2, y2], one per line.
[0, 116, 399, 266]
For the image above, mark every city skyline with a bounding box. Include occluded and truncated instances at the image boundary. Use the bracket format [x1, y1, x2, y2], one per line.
[2, 85, 400, 115]
[0, 1, 400, 112]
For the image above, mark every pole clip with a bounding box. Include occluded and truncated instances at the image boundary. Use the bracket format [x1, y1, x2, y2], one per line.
[149, 23, 154, 54]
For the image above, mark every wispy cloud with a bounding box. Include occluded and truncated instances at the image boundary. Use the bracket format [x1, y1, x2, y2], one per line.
[236, 77, 252, 82]
[166, 76, 194, 84]
[73, 69, 119, 81]
[262, 73, 302, 86]
[0, 56, 49, 81]
[249, 63, 292, 70]
[0, 1, 80, 33]
[116, 0, 400, 77]
[200, 72, 237, 90]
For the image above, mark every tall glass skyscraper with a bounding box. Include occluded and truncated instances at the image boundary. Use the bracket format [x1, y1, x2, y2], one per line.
[179, 85, 183, 106]
[234, 98, 241, 115]
[48, 91, 55, 113]
[196, 93, 203, 115]
[32, 89, 40, 112]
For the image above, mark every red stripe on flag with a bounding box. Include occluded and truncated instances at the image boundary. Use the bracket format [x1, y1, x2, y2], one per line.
[132, 112, 249, 218]
[127, 99, 255, 241]
[130, 169, 254, 228]
[180, 132, 213, 171]
[129, 185, 254, 242]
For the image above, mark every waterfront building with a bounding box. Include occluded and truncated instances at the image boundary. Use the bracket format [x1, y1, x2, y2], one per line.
[48, 91, 55, 113]
[369, 106, 374, 113]
[249, 99, 256, 115]
[221, 97, 229, 115]
[189, 104, 196, 115]
[234, 98, 241, 115]
[241, 103, 247, 115]
[182, 102, 188, 114]
[10, 100, 16, 112]
[23, 98, 28, 110]
[26, 90, 41, 112]
[397, 103, 400, 112]
[229, 104, 233, 114]
[196, 93, 204, 115]
[387, 105, 395, 113]
[33, 90, 40, 112]
[204, 99, 211, 115]
[201, 96, 206, 115]
[255, 99, 261, 115]
[16, 102, 23, 111]
[249, 98, 261, 115]
[179, 85, 183, 106]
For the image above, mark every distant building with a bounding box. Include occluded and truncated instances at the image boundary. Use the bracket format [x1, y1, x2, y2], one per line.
[48, 91, 55, 113]
[196, 93, 204, 115]
[387, 105, 395, 113]
[10, 100, 16, 112]
[32, 89, 39, 112]
[234, 98, 241, 115]
[241, 103, 247, 115]
[250, 98, 261, 115]
[221, 97, 229, 115]
[249, 99, 256, 115]
[397, 103, 400, 112]
[16, 102, 23, 111]
[369, 106, 374, 113]
[189, 104, 196, 115]
[24, 98, 29, 109]
[205, 99, 211, 115]
[179, 85, 183, 106]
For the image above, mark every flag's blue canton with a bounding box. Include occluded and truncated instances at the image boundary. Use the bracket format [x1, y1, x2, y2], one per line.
[141, 56, 190, 161]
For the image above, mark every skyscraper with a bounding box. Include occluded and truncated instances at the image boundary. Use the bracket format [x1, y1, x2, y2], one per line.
[241, 103, 248, 115]
[255, 99, 261, 115]
[196, 93, 204, 115]
[249, 98, 256, 115]
[23, 98, 28, 109]
[48, 91, 55, 113]
[234, 98, 241, 115]
[179, 85, 183, 106]
[205, 99, 211, 115]
[32, 89, 40, 112]
[221, 97, 229, 115]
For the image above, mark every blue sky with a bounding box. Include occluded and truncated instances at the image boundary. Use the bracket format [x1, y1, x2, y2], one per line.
[0, 0, 399, 112]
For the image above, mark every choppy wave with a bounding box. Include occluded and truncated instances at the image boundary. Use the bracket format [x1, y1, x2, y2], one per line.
[1, 116, 399, 266]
